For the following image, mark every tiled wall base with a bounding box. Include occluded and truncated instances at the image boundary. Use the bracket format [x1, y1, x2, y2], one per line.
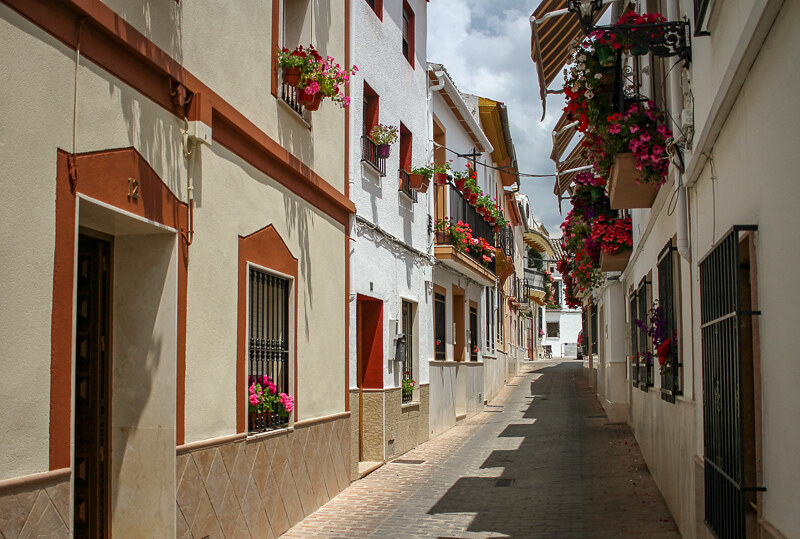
[176, 416, 350, 538]
[0, 471, 70, 538]
[350, 386, 430, 465]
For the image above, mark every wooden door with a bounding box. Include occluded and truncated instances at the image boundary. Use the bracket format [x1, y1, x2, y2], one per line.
[74, 234, 111, 537]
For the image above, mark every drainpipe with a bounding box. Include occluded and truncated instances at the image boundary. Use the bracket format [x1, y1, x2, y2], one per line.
[667, 0, 690, 261]
[427, 66, 446, 164]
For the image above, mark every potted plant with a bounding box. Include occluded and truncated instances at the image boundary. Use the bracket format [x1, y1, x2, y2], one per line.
[248, 375, 294, 430]
[279, 45, 357, 111]
[276, 46, 320, 87]
[591, 215, 633, 271]
[433, 162, 451, 184]
[369, 124, 399, 158]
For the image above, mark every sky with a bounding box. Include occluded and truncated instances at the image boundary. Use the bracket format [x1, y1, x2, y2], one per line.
[426, 0, 567, 233]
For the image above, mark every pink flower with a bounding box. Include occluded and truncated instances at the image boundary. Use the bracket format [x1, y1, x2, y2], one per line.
[249, 383, 256, 395]
[279, 393, 294, 412]
[652, 145, 663, 155]
[640, 133, 651, 143]
[268, 381, 277, 394]
[249, 393, 260, 405]
[262, 375, 270, 386]
[608, 124, 620, 134]
[304, 81, 320, 95]
[630, 125, 639, 133]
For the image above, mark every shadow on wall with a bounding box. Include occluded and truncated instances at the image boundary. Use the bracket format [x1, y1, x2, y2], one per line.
[105, 0, 184, 62]
[426, 362, 677, 537]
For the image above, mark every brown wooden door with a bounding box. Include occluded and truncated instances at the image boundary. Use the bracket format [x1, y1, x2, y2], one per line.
[74, 234, 111, 538]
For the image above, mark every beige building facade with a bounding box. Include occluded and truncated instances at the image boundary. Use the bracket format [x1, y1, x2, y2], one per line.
[0, 0, 353, 537]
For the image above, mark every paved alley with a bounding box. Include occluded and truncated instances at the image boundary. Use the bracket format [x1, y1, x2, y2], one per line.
[283, 360, 679, 538]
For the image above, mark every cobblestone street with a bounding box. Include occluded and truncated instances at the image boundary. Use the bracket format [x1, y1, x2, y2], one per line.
[284, 360, 680, 538]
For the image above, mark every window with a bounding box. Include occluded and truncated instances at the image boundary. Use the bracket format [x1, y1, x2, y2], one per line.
[469, 306, 478, 361]
[401, 2, 415, 67]
[248, 268, 291, 432]
[497, 291, 505, 345]
[361, 83, 385, 175]
[629, 292, 640, 386]
[635, 279, 653, 389]
[365, 0, 383, 19]
[590, 303, 598, 355]
[553, 280, 561, 307]
[694, 0, 713, 35]
[434, 292, 446, 361]
[485, 288, 495, 353]
[398, 123, 416, 201]
[658, 239, 681, 402]
[279, 0, 312, 117]
[546, 322, 559, 338]
[401, 300, 414, 403]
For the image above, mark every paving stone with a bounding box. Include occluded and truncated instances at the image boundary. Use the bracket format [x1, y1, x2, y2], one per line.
[283, 360, 679, 538]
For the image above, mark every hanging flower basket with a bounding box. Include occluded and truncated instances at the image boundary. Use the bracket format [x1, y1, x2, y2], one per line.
[283, 67, 302, 87]
[600, 249, 631, 272]
[608, 152, 660, 209]
[416, 176, 431, 193]
[298, 91, 323, 111]
[377, 144, 391, 158]
[454, 177, 466, 191]
[408, 173, 425, 190]
[434, 172, 448, 185]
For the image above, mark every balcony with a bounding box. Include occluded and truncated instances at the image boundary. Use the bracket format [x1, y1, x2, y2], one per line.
[509, 276, 532, 313]
[433, 181, 496, 286]
[525, 269, 547, 306]
[398, 169, 418, 203]
[361, 136, 386, 176]
[280, 83, 305, 117]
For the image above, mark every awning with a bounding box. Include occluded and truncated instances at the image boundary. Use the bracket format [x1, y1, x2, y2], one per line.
[523, 229, 555, 258]
[530, 0, 608, 119]
[553, 140, 591, 196]
[550, 110, 579, 163]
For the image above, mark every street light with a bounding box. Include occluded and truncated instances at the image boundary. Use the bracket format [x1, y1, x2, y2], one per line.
[566, 0, 603, 33]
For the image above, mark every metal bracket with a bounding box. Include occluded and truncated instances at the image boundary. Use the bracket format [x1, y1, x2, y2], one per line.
[597, 20, 692, 63]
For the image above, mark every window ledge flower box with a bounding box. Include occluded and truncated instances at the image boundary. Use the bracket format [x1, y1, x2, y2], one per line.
[600, 249, 631, 272]
[609, 152, 660, 209]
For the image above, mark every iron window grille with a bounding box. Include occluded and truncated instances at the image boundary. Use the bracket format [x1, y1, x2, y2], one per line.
[658, 240, 682, 402]
[401, 300, 414, 403]
[694, 0, 713, 36]
[248, 268, 290, 433]
[280, 83, 305, 118]
[630, 291, 640, 387]
[469, 306, 478, 361]
[636, 279, 654, 390]
[398, 169, 418, 203]
[485, 288, 495, 353]
[590, 302, 598, 355]
[700, 225, 763, 539]
[434, 182, 495, 272]
[434, 293, 446, 361]
[361, 135, 386, 176]
[547, 322, 560, 338]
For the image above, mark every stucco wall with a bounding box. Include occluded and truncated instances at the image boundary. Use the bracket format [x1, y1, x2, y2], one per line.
[543, 309, 582, 357]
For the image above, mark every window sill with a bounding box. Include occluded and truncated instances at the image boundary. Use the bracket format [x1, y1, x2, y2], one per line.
[401, 401, 420, 410]
[277, 98, 311, 130]
[246, 425, 293, 441]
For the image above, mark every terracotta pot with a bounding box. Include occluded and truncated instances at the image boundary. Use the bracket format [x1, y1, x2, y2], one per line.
[283, 67, 301, 87]
[608, 152, 661, 209]
[467, 192, 478, 205]
[455, 178, 466, 191]
[434, 172, 448, 185]
[599, 249, 631, 272]
[488, 217, 497, 226]
[248, 410, 273, 431]
[298, 91, 323, 111]
[417, 176, 431, 193]
[376, 144, 391, 158]
[408, 173, 425, 190]
[493, 225, 500, 233]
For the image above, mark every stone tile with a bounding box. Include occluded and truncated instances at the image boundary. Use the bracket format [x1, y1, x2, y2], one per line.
[219, 441, 242, 476]
[229, 441, 257, 502]
[176, 504, 192, 538]
[176, 452, 191, 484]
[44, 479, 70, 527]
[278, 463, 305, 528]
[329, 434, 349, 493]
[193, 447, 216, 482]
[204, 449, 231, 516]
[189, 491, 218, 539]
[176, 456, 205, 529]
[261, 468, 290, 537]
[216, 482, 243, 539]
[18, 491, 68, 538]
[270, 435, 290, 482]
[259, 436, 277, 470]
[320, 444, 340, 500]
[290, 458, 318, 517]
[0, 487, 39, 538]
[231, 512, 252, 539]
[252, 441, 271, 496]
[238, 476, 264, 534]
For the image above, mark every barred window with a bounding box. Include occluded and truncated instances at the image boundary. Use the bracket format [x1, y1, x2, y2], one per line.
[247, 268, 291, 433]
[547, 322, 559, 338]
[636, 279, 653, 390]
[658, 240, 681, 402]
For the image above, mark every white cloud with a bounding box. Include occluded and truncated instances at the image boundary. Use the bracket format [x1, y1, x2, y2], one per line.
[427, 0, 569, 231]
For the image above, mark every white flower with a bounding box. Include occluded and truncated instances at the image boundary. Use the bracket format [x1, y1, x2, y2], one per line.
[585, 90, 594, 100]
[594, 73, 603, 79]
[578, 54, 586, 62]
[577, 63, 586, 70]
[585, 83, 593, 90]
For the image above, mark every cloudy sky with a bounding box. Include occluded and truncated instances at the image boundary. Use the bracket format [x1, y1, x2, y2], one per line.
[427, 0, 567, 233]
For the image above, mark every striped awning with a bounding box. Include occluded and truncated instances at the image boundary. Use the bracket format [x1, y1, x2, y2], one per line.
[553, 140, 591, 196]
[550, 110, 579, 163]
[530, 0, 608, 118]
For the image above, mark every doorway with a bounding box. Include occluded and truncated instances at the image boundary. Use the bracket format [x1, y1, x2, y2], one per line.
[73, 233, 112, 537]
[356, 295, 383, 463]
[453, 288, 465, 362]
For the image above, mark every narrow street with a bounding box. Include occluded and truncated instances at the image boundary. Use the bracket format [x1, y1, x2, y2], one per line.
[284, 360, 679, 538]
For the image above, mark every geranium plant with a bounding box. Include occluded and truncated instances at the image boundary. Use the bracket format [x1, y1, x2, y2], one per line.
[369, 124, 399, 145]
[277, 45, 357, 108]
[402, 372, 417, 395]
[590, 215, 632, 255]
[248, 375, 294, 419]
[634, 303, 676, 374]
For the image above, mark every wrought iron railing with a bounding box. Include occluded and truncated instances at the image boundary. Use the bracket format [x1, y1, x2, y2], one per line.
[401, 300, 413, 403]
[361, 136, 386, 176]
[280, 83, 304, 117]
[398, 169, 418, 203]
[658, 240, 681, 402]
[497, 225, 514, 259]
[433, 182, 494, 272]
[248, 268, 290, 432]
[525, 269, 545, 292]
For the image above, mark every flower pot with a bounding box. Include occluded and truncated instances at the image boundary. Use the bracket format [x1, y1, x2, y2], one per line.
[408, 173, 425, 190]
[416, 176, 431, 193]
[595, 44, 616, 67]
[467, 192, 478, 205]
[608, 152, 660, 209]
[298, 91, 323, 111]
[377, 144, 391, 158]
[283, 67, 302, 87]
[631, 42, 650, 56]
[599, 249, 631, 272]
[493, 225, 500, 233]
[248, 410, 273, 430]
[454, 178, 466, 191]
[434, 172, 448, 185]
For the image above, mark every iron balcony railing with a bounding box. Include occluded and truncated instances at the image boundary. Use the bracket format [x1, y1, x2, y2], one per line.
[280, 83, 304, 117]
[497, 225, 514, 259]
[398, 169, 418, 203]
[361, 136, 386, 176]
[525, 269, 545, 292]
[434, 181, 494, 272]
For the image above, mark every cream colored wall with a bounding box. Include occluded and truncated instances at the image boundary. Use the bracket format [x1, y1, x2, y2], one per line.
[110, 232, 178, 536]
[101, 0, 347, 193]
[0, 6, 186, 479]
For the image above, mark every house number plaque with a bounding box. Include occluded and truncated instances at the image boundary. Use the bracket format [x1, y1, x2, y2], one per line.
[127, 177, 140, 200]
